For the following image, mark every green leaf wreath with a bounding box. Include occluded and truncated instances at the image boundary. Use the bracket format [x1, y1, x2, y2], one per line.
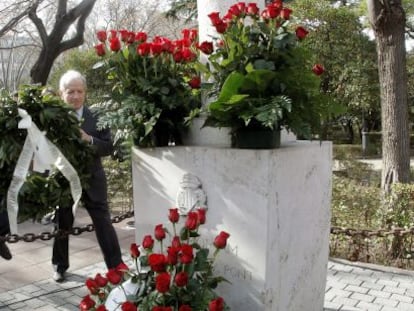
[0, 85, 93, 222]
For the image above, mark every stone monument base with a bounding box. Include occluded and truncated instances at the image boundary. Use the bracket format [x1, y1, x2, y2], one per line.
[132, 141, 331, 311]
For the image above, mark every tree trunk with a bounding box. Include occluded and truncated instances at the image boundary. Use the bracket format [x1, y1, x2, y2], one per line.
[367, 0, 410, 192]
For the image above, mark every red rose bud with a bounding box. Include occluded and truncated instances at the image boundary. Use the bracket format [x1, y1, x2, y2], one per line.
[188, 76, 201, 89]
[96, 30, 107, 42]
[209, 297, 225, 311]
[94, 43, 106, 57]
[167, 246, 179, 265]
[171, 235, 181, 248]
[148, 253, 167, 272]
[246, 3, 259, 16]
[109, 37, 121, 52]
[79, 295, 96, 311]
[175, 271, 189, 287]
[214, 231, 230, 249]
[280, 8, 292, 20]
[185, 211, 199, 230]
[196, 208, 206, 224]
[135, 31, 147, 42]
[189, 28, 198, 41]
[215, 21, 228, 34]
[85, 278, 99, 294]
[137, 42, 151, 56]
[312, 64, 325, 76]
[142, 234, 154, 249]
[168, 208, 180, 223]
[197, 41, 214, 55]
[155, 272, 171, 293]
[208, 12, 221, 26]
[295, 26, 309, 40]
[121, 301, 137, 311]
[179, 244, 194, 264]
[179, 305, 192, 311]
[154, 224, 166, 241]
[130, 243, 140, 258]
[109, 29, 117, 39]
[94, 273, 108, 287]
[119, 29, 129, 42]
[181, 48, 196, 62]
[116, 262, 129, 273]
[106, 268, 122, 285]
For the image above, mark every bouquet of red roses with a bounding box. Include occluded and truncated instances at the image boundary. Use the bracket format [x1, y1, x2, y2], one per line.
[80, 207, 230, 311]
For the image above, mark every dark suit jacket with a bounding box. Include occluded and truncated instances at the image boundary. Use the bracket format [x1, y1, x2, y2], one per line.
[81, 106, 113, 203]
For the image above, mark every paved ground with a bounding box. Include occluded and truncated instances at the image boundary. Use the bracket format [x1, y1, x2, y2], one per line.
[1, 209, 414, 310]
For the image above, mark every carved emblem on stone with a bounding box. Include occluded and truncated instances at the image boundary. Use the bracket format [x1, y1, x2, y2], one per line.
[176, 173, 207, 215]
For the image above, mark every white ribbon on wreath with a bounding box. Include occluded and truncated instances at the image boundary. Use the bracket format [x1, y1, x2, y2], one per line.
[7, 108, 82, 234]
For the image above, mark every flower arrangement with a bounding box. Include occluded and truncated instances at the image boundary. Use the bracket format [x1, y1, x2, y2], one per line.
[93, 29, 204, 147]
[80, 207, 230, 311]
[197, 0, 328, 143]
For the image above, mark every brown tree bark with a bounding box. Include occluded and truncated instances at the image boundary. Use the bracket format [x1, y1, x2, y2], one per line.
[367, 0, 410, 192]
[29, 0, 97, 84]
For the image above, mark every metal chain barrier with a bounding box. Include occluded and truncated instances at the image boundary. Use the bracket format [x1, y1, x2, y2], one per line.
[0, 210, 134, 243]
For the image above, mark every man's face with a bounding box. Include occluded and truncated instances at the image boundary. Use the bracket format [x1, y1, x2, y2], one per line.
[60, 78, 86, 110]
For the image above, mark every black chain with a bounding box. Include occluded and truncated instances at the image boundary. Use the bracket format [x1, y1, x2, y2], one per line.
[0, 210, 134, 243]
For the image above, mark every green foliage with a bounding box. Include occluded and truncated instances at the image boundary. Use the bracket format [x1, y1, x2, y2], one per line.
[0, 85, 92, 221]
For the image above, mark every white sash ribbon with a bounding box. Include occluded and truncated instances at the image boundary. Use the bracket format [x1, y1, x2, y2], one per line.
[7, 108, 82, 233]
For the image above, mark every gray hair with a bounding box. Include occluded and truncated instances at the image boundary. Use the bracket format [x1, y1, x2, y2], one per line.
[59, 70, 87, 91]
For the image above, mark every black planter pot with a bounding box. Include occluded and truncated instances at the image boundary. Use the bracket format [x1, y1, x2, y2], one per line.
[232, 127, 281, 149]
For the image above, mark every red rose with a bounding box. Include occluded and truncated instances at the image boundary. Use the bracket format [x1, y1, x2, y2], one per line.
[215, 21, 228, 34]
[96, 30, 107, 42]
[135, 31, 147, 42]
[196, 208, 206, 224]
[79, 295, 96, 311]
[280, 8, 292, 20]
[179, 305, 192, 311]
[94, 43, 106, 57]
[85, 278, 99, 294]
[155, 272, 171, 293]
[181, 28, 190, 39]
[121, 301, 137, 311]
[175, 271, 189, 287]
[185, 211, 199, 230]
[137, 42, 151, 56]
[106, 268, 122, 285]
[208, 12, 221, 26]
[168, 208, 180, 223]
[154, 224, 166, 241]
[173, 51, 183, 63]
[189, 29, 198, 41]
[214, 231, 230, 249]
[181, 48, 196, 62]
[209, 297, 224, 311]
[148, 253, 167, 272]
[96, 305, 107, 311]
[116, 262, 129, 273]
[119, 29, 129, 42]
[109, 37, 121, 52]
[188, 76, 201, 89]
[150, 42, 163, 55]
[179, 244, 194, 264]
[197, 41, 214, 55]
[167, 246, 179, 265]
[142, 235, 154, 249]
[171, 236, 181, 248]
[295, 26, 309, 40]
[130, 243, 140, 258]
[266, 6, 280, 19]
[94, 273, 108, 287]
[312, 64, 325, 76]
[246, 3, 259, 16]
[228, 4, 242, 18]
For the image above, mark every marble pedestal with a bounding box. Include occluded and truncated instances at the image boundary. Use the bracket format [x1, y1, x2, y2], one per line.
[132, 141, 331, 311]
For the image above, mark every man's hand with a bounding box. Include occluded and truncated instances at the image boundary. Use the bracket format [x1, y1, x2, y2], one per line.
[80, 129, 93, 144]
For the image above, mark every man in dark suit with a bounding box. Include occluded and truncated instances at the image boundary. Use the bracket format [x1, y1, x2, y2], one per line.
[52, 70, 123, 282]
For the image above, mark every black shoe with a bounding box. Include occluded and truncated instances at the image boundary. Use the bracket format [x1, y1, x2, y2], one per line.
[0, 240, 12, 260]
